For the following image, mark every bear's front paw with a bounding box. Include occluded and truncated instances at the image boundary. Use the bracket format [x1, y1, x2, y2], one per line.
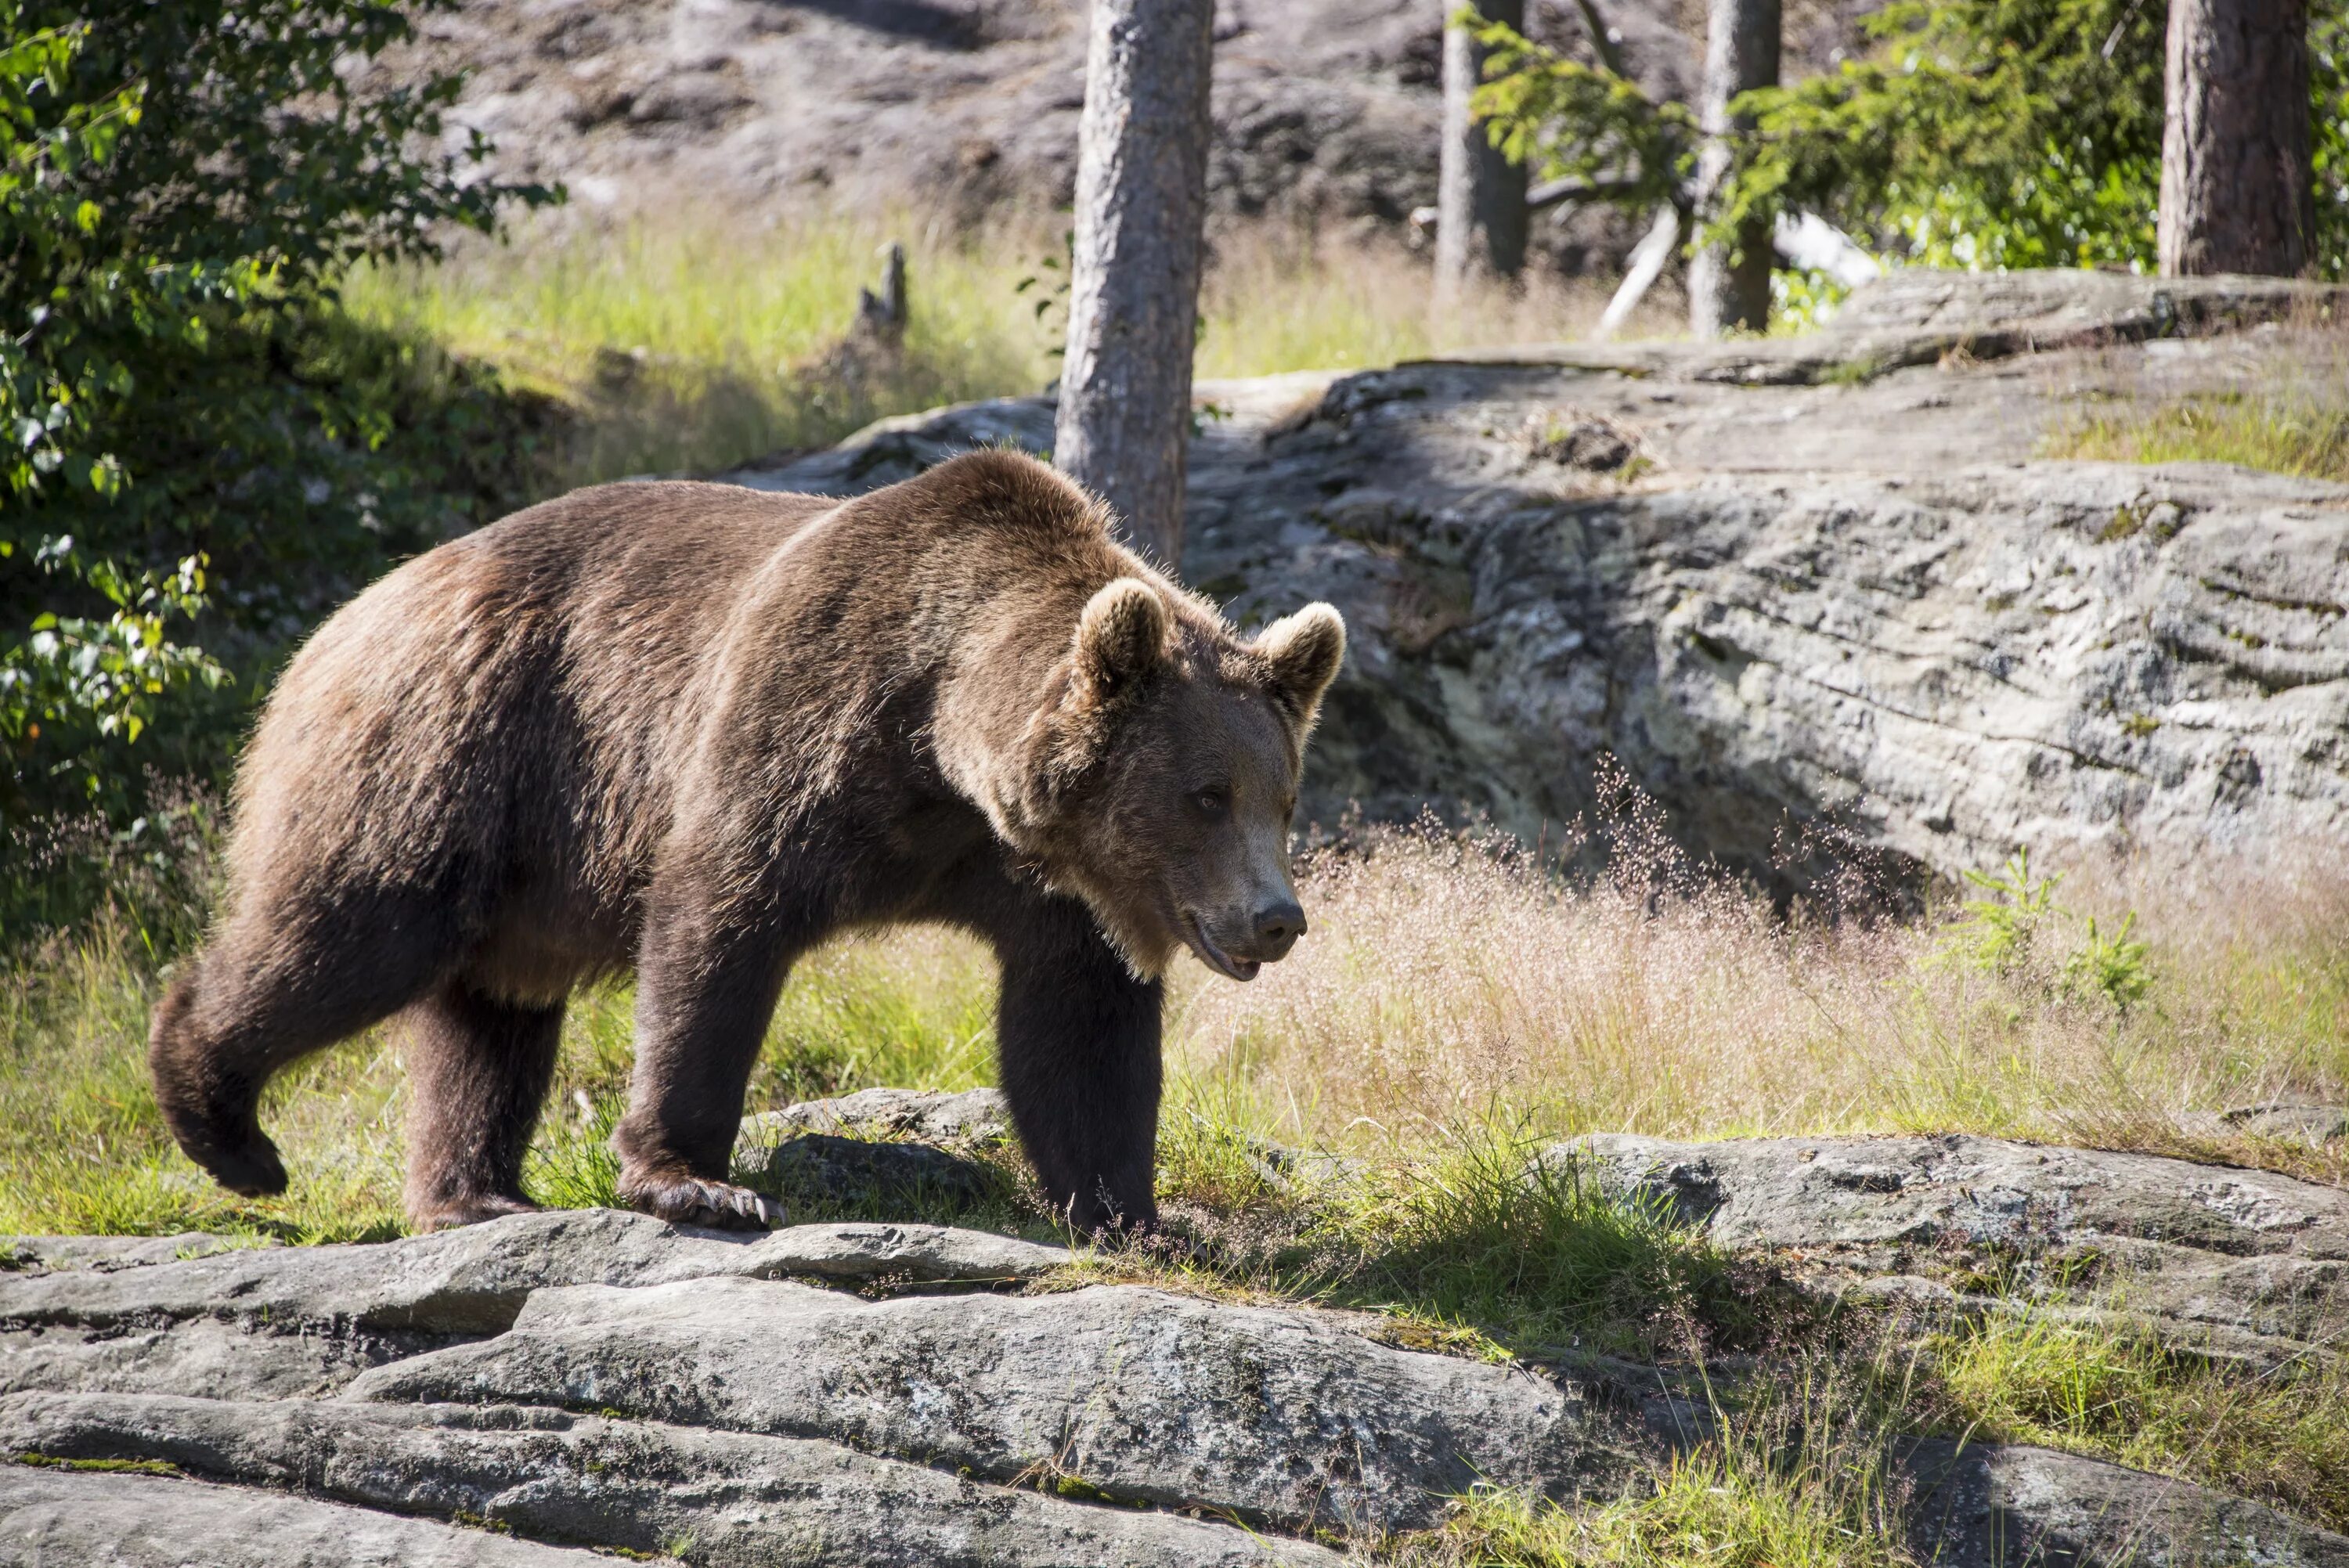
[621, 1173, 781, 1232]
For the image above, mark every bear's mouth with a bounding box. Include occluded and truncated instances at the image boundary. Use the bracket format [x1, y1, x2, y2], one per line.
[1182, 912, 1261, 982]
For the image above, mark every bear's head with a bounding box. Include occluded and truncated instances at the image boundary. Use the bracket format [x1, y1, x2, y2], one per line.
[998, 577, 1346, 980]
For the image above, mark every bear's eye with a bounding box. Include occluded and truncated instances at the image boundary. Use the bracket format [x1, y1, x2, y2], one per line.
[1192, 788, 1229, 819]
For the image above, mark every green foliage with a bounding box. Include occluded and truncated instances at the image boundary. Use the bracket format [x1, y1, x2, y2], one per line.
[2062, 913, 2152, 1011]
[1466, 9, 1694, 218]
[0, 0, 554, 869]
[1718, 0, 2165, 272]
[1935, 850, 2155, 1009]
[1474, 0, 2349, 310]
[2312, 16, 2349, 280]
[1940, 849, 2063, 973]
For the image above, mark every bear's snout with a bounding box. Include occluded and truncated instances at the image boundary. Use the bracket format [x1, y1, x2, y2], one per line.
[1246, 897, 1306, 961]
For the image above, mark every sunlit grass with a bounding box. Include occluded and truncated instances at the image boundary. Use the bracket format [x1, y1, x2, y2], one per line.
[1893, 1307, 2349, 1529]
[1387, 1381, 1909, 1568]
[342, 207, 1055, 485]
[1195, 225, 1644, 380]
[2059, 390, 2349, 481]
[2048, 308, 2349, 482]
[340, 205, 1658, 492]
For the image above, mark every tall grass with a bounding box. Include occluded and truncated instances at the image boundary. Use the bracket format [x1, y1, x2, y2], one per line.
[1164, 820, 2348, 1181]
[343, 206, 1641, 488]
[342, 209, 1053, 483]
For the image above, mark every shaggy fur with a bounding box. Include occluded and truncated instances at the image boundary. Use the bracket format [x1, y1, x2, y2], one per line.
[149, 450, 1345, 1233]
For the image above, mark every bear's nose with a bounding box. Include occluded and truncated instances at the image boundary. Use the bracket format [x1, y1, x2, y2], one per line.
[1251, 899, 1306, 957]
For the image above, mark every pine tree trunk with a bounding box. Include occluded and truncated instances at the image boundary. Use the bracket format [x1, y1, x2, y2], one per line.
[2160, 0, 2312, 276]
[1687, 0, 1779, 337]
[1052, 0, 1215, 568]
[1435, 0, 1529, 305]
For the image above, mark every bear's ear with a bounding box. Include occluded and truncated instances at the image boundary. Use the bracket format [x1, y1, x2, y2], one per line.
[1253, 603, 1346, 729]
[1072, 578, 1171, 701]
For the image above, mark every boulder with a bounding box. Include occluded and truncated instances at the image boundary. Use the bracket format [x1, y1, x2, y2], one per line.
[0, 1392, 1340, 1568]
[739, 1086, 1012, 1146]
[348, 1274, 1622, 1534]
[0, 1211, 1066, 1399]
[0, 1462, 627, 1566]
[1551, 1132, 2349, 1364]
[737, 1132, 1007, 1214]
[1905, 1437, 2349, 1568]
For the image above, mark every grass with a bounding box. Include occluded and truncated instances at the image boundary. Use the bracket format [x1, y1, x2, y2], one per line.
[2048, 305, 2349, 481]
[1893, 1307, 2349, 1528]
[341, 204, 1642, 490]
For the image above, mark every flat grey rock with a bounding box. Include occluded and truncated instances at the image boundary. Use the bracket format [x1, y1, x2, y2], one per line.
[0, 1212, 1066, 1400]
[0, 1392, 1340, 1567]
[0, 1462, 625, 1566]
[0, 1235, 270, 1275]
[1553, 1133, 2349, 1362]
[1906, 1436, 2349, 1568]
[348, 1274, 1618, 1533]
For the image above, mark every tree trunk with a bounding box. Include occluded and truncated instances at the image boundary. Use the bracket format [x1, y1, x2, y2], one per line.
[1687, 0, 1780, 337]
[1053, 0, 1215, 568]
[2160, 0, 2312, 276]
[1435, 0, 1529, 305]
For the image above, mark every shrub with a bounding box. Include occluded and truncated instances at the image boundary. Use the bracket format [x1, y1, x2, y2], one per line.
[0, 0, 554, 912]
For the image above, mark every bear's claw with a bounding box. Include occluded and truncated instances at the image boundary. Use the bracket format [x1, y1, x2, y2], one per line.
[623, 1175, 781, 1232]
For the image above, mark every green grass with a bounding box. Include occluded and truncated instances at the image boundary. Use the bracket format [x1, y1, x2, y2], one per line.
[2058, 389, 2349, 481]
[1891, 1307, 2349, 1529]
[1387, 1378, 1910, 1568]
[2048, 312, 2349, 483]
[342, 209, 1055, 486]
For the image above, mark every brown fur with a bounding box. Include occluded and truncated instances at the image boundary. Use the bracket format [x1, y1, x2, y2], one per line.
[149, 451, 1344, 1232]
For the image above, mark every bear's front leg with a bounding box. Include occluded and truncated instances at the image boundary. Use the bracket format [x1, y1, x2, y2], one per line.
[990, 893, 1165, 1235]
[612, 893, 802, 1231]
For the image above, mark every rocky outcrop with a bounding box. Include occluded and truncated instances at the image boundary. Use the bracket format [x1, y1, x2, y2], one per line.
[0, 1395, 1337, 1568]
[0, 1211, 1066, 1401]
[0, 1463, 624, 1566]
[731, 270, 2349, 888]
[1556, 1132, 2349, 1367]
[345, 1276, 1615, 1532]
[7, 1115, 2349, 1563]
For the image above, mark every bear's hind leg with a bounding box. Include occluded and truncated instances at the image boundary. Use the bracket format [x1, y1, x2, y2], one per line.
[402, 979, 565, 1231]
[150, 912, 446, 1199]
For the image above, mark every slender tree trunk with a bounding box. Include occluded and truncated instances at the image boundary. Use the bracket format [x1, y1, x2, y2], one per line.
[1053, 0, 1215, 567]
[2160, 0, 2312, 276]
[1687, 0, 1779, 337]
[1435, 0, 1528, 305]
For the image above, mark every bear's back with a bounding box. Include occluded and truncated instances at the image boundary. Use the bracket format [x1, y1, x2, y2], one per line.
[227, 481, 839, 917]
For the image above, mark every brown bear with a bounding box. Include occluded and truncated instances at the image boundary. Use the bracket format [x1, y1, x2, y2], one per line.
[147, 450, 1345, 1235]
